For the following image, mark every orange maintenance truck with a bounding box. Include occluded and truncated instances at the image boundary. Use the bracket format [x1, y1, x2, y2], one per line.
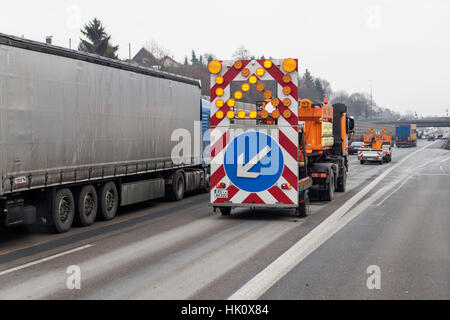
[298, 99, 355, 202]
[359, 128, 393, 164]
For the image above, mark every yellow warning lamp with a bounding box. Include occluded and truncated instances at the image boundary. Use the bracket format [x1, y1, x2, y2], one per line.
[271, 98, 280, 107]
[216, 111, 225, 119]
[242, 83, 250, 92]
[256, 68, 265, 77]
[216, 88, 224, 97]
[264, 60, 273, 69]
[272, 110, 281, 119]
[300, 99, 312, 110]
[249, 75, 258, 85]
[256, 83, 265, 92]
[234, 91, 243, 100]
[283, 86, 292, 96]
[283, 59, 297, 73]
[216, 76, 224, 85]
[264, 90, 273, 100]
[260, 110, 269, 119]
[324, 98, 329, 104]
[227, 99, 236, 107]
[238, 110, 246, 119]
[227, 111, 235, 119]
[382, 128, 387, 133]
[283, 109, 292, 119]
[283, 98, 292, 107]
[208, 60, 222, 74]
[249, 110, 258, 119]
[283, 74, 292, 84]
[241, 68, 250, 78]
[234, 60, 243, 70]
[216, 99, 224, 108]
[369, 128, 374, 133]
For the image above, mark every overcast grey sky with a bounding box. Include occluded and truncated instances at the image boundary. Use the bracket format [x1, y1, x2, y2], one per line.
[1, 0, 449, 116]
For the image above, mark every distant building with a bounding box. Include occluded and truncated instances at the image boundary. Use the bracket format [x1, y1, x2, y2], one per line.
[131, 47, 181, 70]
[131, 48, 159, 68]
[159, 56, 181, 69]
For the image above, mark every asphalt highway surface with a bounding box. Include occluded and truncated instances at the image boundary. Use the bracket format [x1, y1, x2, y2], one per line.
[0, 140, 448, 300]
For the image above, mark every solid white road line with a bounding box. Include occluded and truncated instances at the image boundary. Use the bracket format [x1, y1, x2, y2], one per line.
[0, 244, 93, 277]
[228, 142, 436, 300]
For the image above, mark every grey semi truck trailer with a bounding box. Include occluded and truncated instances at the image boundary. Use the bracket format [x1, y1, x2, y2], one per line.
[0, 34, 209, 233]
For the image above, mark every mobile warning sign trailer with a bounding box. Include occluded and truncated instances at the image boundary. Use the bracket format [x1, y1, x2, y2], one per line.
[208, 59, 312, 217]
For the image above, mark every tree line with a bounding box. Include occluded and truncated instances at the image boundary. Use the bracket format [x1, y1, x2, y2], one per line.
[77, 18, 400, 120]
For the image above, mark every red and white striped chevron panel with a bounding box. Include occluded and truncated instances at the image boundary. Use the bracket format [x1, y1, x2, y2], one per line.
[210, 59, 299, 207]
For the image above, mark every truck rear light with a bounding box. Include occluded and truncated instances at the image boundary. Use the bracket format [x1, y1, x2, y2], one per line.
[216, 183, 226, 189]
[281, 183, 292, 190]
[312, 173, 327, 178]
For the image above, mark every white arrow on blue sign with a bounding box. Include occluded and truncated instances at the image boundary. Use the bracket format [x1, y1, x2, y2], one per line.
[224, 132, 284, 193]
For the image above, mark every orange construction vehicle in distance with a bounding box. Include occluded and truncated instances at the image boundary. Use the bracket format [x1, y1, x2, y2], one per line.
[359, 128, 393, 165]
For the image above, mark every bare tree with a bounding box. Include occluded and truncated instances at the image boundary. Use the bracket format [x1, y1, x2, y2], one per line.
[233, 46, 251, 60]
[144, 39, 170, 61]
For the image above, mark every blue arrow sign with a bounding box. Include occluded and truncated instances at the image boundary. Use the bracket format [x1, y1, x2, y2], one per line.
[224, 132, 284, 193]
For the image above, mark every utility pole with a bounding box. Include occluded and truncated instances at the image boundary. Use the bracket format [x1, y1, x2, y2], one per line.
[368, 80, 373, 121]
[129, 43, 131, 61]
[69, 38, 72, 49]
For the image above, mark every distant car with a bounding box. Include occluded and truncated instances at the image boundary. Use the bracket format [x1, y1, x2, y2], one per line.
[349, 142, 364, 155]
[428, 135, 436, 141]
[437, 135, 444, 140]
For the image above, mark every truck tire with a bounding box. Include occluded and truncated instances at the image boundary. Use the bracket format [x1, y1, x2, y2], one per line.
[99, 182, 118, 221]
[76, 185, 98, 227]
[51, 188, 75, 233]
[336, 169, 347, 192]
[219, 207, 231, 216]
[360, 160, 365, 165]
[203, 173, 211, 193]
[379, 160, 383, 165]
[323, 173, 335, 201]
[168, 171, 185, 201]
[297, 191, 310, 218]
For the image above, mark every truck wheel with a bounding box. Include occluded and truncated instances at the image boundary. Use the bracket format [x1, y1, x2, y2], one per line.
[323, 173, 335, 201]
[76, 185, 98, 227]
[379, 161, 383, 165]
[220, 207, 231, 216]
[336, 170, 347, 192]
[168, 171, 185, 201]
[51, 188, 75, 233]
[99, 182, 118, 221]
[203, 173, 211, 193]
[297, 191, 310, 218]
[360, 160, 365, 165]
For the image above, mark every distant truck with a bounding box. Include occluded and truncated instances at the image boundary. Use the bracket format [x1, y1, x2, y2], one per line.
[0, 34, 210, 233]
[396, 124, 417, 147]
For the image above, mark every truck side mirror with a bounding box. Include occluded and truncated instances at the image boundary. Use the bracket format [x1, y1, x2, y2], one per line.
[347, 117, 355, 134]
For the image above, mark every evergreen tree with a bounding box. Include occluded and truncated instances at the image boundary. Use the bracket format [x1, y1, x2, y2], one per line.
[303, 69, 314, 83]
[315, 79, 325, 100]
[78, 18, 119, 59]
[191, 50, 199, 65]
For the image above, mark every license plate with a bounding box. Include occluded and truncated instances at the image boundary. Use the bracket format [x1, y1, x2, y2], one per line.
[216, 189, 229, 199]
